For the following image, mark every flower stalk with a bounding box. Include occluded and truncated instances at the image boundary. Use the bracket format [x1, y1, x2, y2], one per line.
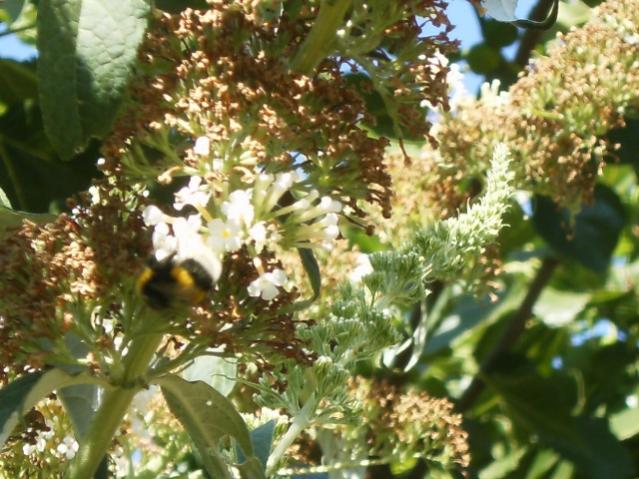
[64, 333, 164, 479]
[266, 395, 318, 475]
[290, 0, 352, 74]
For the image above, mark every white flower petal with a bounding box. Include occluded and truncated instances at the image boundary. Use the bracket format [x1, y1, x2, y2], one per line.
[143, 205, 167, 226]
[269, 269, 288, 286]
[260, 283, 280, 301]
[247, 281, 262, 297]
[194, 136, 211, 156]
[208, 218, 244, 253]
[221, 189, 254, 226]
[247, 269, 288, 301]
[319, 196, 342, 213]
[174, 176, 211, 211]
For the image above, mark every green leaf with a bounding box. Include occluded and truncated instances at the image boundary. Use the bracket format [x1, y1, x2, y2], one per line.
[345, 73, 396, 139]
[2, 0, 25, 23]
[556, 0, 592, 27]
[466, 44, 502, 75]
[59, 385, 100, 438]
[345, 226, 385, 253]
[155, 374, 254, 476]
[57, 333, 101, 438]
[478, 447, 526, 479]
[250, 420, 275, 470]
[533, 288, 590, 327]
[524, 449, 560, 479]
[0, 187, 12, 209]
[237, 420, 275, 471]
[485, 366, 635, 479]
[610, 407, 639, 440]
[58, 377, 110, 479]
[0, 59, 37, 104]
[181, 354, 237, 397]
[533, 185, 625, 274]
[550, 461, 575, 479]
[424, 284, 526, 356]
[0, 369, 101, 447]
[37, 0, 150, 159]
[483, 19, 519, 48]
[298, 247, 321, 300]
[0, 102, 99, 212]
[0, 207, 54, 233]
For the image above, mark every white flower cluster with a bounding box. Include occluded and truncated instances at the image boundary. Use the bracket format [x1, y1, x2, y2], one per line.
[142, 138, 344, 302]
[21, 424, 79, 461]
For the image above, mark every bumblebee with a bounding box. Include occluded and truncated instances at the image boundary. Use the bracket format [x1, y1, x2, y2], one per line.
[136, 255, 214, 309]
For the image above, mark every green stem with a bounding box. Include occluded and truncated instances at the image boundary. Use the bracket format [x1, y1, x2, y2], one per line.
[290, 0, 352, 74]
[0, 23, 36, 38]
[266, 395, 318, 475]
[65, 333, 164, 479]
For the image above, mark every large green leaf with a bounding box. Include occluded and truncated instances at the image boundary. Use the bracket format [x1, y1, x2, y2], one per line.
[533, 185, 625, 274]
[37, 0, 150, 159]
[485, 365, 634, 479]
[0, 369, 102, 447]
[155, 374, 254, 477]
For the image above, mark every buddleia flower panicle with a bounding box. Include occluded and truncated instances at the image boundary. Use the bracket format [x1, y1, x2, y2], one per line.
[424, 0, 639, 214]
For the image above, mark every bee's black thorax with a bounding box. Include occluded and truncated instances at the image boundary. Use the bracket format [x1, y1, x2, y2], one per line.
[136, 256, 213, 309]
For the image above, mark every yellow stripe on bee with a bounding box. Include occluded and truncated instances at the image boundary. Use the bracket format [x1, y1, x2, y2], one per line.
[171, 266, 207, 304]
[136, 267, 154, 293]
[171, 266, 195, 289]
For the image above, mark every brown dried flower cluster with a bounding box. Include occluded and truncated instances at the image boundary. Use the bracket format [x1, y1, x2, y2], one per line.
[425, 0, 639, 215]
[355, 378, 470, 470]
[0, 177, 149, 379]
[105, 4, 389, 220]
[105, 1, 456, 224]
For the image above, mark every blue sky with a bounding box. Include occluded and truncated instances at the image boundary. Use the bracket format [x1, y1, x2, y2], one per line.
[0, 1, 539, 93]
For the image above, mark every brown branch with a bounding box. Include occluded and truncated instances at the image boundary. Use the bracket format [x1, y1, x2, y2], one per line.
[514, 0, 556, 66]
[456, 256, 559, 412]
